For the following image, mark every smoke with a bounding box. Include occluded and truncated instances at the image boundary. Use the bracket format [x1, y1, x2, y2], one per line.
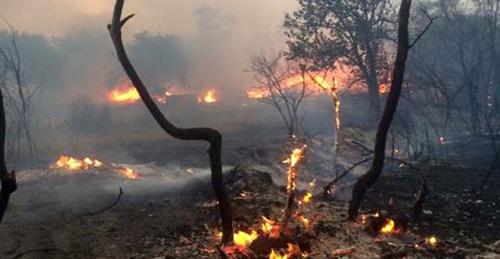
[0, 0, 296, 110]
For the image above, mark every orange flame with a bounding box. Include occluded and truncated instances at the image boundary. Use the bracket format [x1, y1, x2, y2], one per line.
[301, 192, 313, 204]
[53, 155, 103, 171]
[234, 230, 258, 247]
[380, 219, 398, 234]
[261, 216, 281, 238]
[108, 83, 140, 104]
[199, 89, 219, 103]
[425, 236, 438, 247]
[269, 243, 303, 259]
[246, 88, 270, 99]
[379, 83, 390, 95]
[114, 167, 140, 179]
[52, 155, 139, 179]
[283, 144, 307, 193]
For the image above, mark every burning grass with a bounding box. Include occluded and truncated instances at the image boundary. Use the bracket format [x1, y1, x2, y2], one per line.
[52, 155, 140, 179]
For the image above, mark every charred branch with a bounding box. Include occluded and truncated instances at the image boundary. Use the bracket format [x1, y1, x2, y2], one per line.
[84, 187, 123, 217]
[348, 0, 413, 220]
[108, 0, 233, 244]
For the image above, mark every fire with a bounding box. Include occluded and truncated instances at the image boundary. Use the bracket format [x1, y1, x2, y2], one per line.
[53, 155, 103, 171]
[301, 192, 313, 204]
[380, 219, 397, 234]
[115, 167, 139, 179]
[246, 88, 270, 99]
[199, 89, 218, 103]
[261, 216, 280, 238]
[425, 236, 438, 247]
[108, 83, 140, 104]
[269, 243, 302, 259]
[233, 230, 258, 247]
[283, 144, 307, 193]
[52, 155, 139, 179]
[379, 83, 390, 95]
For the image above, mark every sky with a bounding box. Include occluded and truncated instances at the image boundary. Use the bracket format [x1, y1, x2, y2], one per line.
[0, 0, 296, 39]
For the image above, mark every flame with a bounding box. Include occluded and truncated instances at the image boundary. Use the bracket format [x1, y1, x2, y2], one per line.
[233, 230, 258, 247]
[52, 155, 139, 179]
[199, 89, 218, 103]
[297, 215, 310, 228]
[301, 192, 313, 204]
[425, 236, 438, 247]
[246, 88, 270, 99]
[269, 244, 302, 259]
[379, 83, 390, 95]
[261, 216, 280, 238]
[54, 155, 103, 171]
[108, 83, 140, 104]
[380, 219, 397, 234]
[115, 167, 139, 179]
[283, 145, 307, 193]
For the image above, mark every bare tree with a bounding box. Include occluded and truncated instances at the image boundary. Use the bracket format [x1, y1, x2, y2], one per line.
[249, 53, 310, 137]
[406, 0, 499, 183]
[349, 0, 429, 220]
[108, 0, 233, 244]
[0, 18, 37, 166]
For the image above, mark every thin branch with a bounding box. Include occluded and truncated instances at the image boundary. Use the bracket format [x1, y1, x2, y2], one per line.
[11, 248, 67, 259]
[321, 157, 373, 197]
[83, 187, 123, 216]
[409, 10, 437, 49]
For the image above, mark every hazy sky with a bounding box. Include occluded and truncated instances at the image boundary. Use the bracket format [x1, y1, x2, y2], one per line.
[0, 0, 296, 38]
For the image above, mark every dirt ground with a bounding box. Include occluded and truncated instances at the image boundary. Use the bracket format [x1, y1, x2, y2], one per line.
[0, 158, 499, 259]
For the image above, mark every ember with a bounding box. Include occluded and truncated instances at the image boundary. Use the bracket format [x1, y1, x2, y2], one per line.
[425, 236, 438, 247]
[380, 219, 397, 234]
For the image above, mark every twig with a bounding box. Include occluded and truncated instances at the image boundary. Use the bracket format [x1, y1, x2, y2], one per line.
[83, 187, 123, 216]
[409, 10, 437, 49]
[321, 158, 373, 197]
[11, 248, 66, 259]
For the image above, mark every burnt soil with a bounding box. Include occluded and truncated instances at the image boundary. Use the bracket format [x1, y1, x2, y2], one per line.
[0, 160, 499, 258]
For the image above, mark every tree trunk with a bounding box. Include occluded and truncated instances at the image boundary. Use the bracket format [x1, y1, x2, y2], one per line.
[108, 0, 233, 244]
[0, 88, 17, 223]
[348, 0, 412, 220]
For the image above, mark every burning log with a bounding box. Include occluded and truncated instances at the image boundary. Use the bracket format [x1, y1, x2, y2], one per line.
[108, 0, 233, 243]
[282, 143, 307, 227]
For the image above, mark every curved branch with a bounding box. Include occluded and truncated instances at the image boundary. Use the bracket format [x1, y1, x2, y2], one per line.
[108, 0, 233, 244]
[84, 187, 123, 216]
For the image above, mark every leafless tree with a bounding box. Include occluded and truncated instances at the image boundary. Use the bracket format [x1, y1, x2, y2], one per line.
[249, 53, 310, 138]
[406, 0, 499, 183]
[0, 18, 37, 166]
[108, 0, 233, 244]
